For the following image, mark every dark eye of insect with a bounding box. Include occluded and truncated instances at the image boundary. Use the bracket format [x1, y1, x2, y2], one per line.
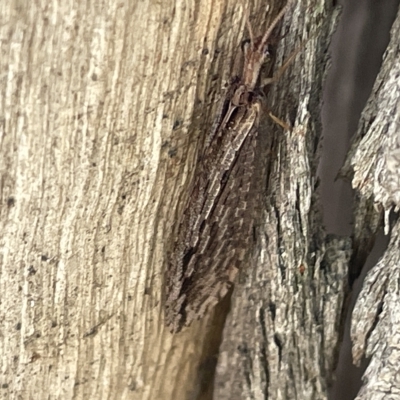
[241, 38, 251, 53]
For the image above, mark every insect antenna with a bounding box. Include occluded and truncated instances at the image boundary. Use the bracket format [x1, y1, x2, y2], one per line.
[258, 1, 293, 52]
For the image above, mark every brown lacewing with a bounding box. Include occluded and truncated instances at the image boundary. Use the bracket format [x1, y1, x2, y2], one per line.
[165, 2, 294, 333]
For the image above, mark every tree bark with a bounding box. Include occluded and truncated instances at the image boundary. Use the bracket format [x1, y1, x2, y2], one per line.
[0, 0, 231, 398]
[0, 0, 370, 399]
[213, 1, 347, 399]
[341, 5, 400, 399]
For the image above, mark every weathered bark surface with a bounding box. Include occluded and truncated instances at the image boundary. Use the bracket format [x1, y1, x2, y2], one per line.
[0, 0, 368, 399]
[213, 1, 349, 399]
[0, 0, 240, 398]
[342, 5, 400, 399]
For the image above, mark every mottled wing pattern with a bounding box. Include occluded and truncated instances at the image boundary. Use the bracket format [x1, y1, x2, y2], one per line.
[165, 100, 261, 332]
[164, 2, 292, 333]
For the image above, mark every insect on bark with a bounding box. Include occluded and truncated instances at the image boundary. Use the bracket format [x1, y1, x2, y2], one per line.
[165, 2, 294, 333]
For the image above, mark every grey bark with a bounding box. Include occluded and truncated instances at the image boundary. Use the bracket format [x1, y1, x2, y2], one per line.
[213, 1, 348, 399]
[2, 0, 397, 399]
[341, 5, 400, 399]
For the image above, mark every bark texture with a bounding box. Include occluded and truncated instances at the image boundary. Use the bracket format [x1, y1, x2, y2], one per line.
[342, 5, 400, 399]
[0, 0, 236, 398]
[0, 0, 381, 399]
[213, 1, 348, 399]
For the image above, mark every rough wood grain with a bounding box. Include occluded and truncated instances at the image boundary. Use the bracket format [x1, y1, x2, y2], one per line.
[0, 0, 244, 398]
[213, 1, 350, 399]
[342, 5, 400, 399]
[0, 0, 359, 399]
[164, 3, 293, 334]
